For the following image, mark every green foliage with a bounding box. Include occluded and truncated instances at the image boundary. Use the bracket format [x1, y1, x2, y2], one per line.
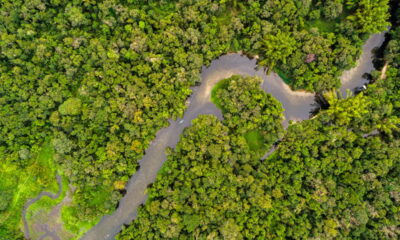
[385, 28, 400, 67]
[322, 0, 344, 20]
[259, 31, 297, 72]
[26, 178, 67, 219]
[243, 130, 265, 151]
[0, 141, 58, 239]
[0, 0, 393, 237]
[58, 98, 82, 116]
[324, 91, 370, 125]
[306, 19, 337, 33]
[118, 71, 400, 239]
[276, 68, 293, 85]
[213, 75, 284, 154]
[118, 23, 400, 240]
[350, 0, 390, 33]
[210, 78, 230, 110]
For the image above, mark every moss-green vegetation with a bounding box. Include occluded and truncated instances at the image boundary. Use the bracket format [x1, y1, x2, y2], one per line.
[26, 178, 67, 221]
[304, 2, 351, 33]
[0, 0, 392, 238]
[276, 68, 293, 85]
[61, 206, 99, 239]
[210, 78, 230, 111]
[25, 177, 75, 240]
[61, 186, 113, 238]
[306, 19, 337, 33]
[305, 7, 352, 34]
[0, 140, 58, 238]
[243, 130, 265, 151]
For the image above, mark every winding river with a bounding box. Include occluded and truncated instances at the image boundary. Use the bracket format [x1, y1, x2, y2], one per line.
[79, 32, 386, 240]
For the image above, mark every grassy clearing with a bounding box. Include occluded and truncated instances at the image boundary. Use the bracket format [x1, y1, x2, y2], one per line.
[36, 140, 59, 192]
[38, 141, 56, 170]
[0, 139, 59, 238]
[305, 10, 351, 33]
[244, 130, 266, 152]
[306, 19, 337, 33]
[25, 177, 75, 240]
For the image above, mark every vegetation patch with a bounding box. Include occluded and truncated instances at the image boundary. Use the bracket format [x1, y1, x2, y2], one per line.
[25, 177, 75, 240]
[305, 19, 337, 33]
[0, 0, 392, 238]
[243, 130, 265, 152]
[0, 139, 60, 238]
[61, 187, 111, 238]
[305, 6, 351, 33]
[212, 75, 284, 154]
[210, 78, 230, 111]
[26, 178, 66, 222]
[61, 206, 98, 239]
[276, 68, 294, 85]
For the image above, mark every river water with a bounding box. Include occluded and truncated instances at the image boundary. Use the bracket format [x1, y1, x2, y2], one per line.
[77, 32, 386, 240]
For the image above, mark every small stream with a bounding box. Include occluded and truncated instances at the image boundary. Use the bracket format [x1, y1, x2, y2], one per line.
[22, 174, 63, 239]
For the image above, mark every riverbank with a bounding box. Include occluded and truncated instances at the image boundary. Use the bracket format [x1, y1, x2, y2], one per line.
[340, 32, 387, 96]
[81, 31, 386, 240]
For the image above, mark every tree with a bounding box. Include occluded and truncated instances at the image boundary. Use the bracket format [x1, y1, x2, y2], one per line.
[259, 31, 297, 72]
[324, 90, 370, 125]
[384, 28, 400, 67]
[58, 98, 82, 116]
[323, 0, 344, 19]
[350, 0, 390, 33]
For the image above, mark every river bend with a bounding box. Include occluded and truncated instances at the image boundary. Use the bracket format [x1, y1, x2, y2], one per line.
[79, 32, 386, 240]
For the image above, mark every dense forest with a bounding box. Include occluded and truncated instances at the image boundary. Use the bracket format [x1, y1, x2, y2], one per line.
[212, 75, 284, 156]
[0, 0, 394, 239]
[117, 26, 400, 240]
[115, 76, 284, 239]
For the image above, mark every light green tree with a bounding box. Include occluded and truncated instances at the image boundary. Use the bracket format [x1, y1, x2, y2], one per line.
[58, 98, 82, 115]
[259, 31, 297, 73]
